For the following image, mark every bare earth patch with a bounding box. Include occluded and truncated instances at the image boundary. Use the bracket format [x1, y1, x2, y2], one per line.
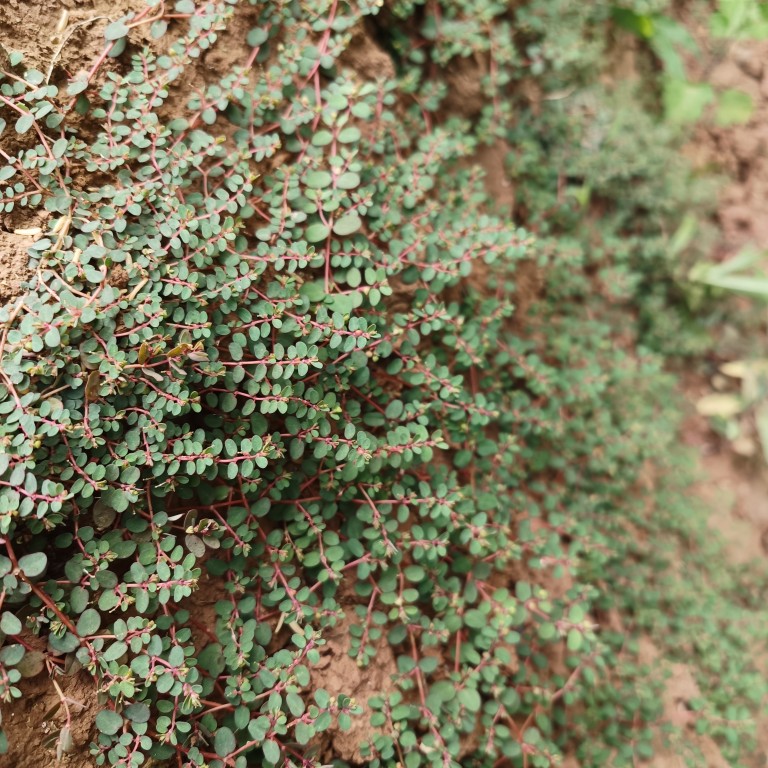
[0, 669, 100, 768]
[0, 230, 34, 303]
[310, 608, 399, 765]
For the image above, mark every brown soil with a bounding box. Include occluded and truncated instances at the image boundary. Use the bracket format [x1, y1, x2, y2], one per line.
[684, 18, 768, 601]
[638, 637, 731, 768]
[0, 669, 100, 768]
[338, 24, 396, 82]
[0, 229, 37, 303]
[650, 30, 768, 768]
[0, 0, 149, 75]
[688, 37, 768, 256]
[311, 609, 399, 764]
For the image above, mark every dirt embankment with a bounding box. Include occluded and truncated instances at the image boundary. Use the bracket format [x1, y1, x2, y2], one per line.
[648, 27, 768, 768]
[680, 29, 768, 579]
[691, 38, 768, 256]
[2, 4, 768, 768]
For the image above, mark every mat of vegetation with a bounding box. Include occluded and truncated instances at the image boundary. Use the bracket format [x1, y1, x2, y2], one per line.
[0, 1, 766, 767]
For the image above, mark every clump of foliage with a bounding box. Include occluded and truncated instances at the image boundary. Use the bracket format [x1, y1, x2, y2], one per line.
[0, 1, 765, 767]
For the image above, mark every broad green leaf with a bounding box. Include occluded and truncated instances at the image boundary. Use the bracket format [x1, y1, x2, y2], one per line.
[305, 171, 332, 189]
[311, 130, 333, 147]
[17, 650, 44, 677]
[214, 726, 236, 756]
[567, 629, 584, 652]
[457, 687, 482, 712]
[0, 644, 24, 665]
[716, 89, 754, 126]
[15, 112, 34, 134]
[336, 172, 360, 190]
[332, 213, 362, 236]
[18, 552, 47, 579]
[612, 8, 654, 39]
[338, 126, 361, 143]
[0, 612, 21, 635]
[104, 20, 130, 41]
[95, 709, 123, 736]
[263, 739, 281, 764]
[663, 79, 713, 124]
[76, 608, 101, 636]
[305, 223, 329, 242]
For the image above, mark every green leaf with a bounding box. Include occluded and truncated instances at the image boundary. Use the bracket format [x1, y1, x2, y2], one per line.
[18, 552, 47, 579]
[648, 16, 696, 80]
[668, 212, 698, 258]
[457, 687, 482, 712]
[538, 622, 557, 640]
[124, 703, 150, 724]
[185, 534, 206, 558]
[101, 489, 129, 513]
[336, 172, 360, 190]
[219, 392, 237, 412]
[51, 139, 68, 159]
[311, 130, 333, 147]
[699, 273, 768, 297]
[716, 89, 754, 126]
[263, 739, 281, 764]
[286, 691, 304, 716]
[104, 641, 128, 662]
[663, 79, 713, 124]
[345, 266, 361, 288]
[0, 644, 24, 665]
[567, 629, 584, 652]
[247, 715, 269, 742]
[332, 213, 362, 236]
[214, 726, 236, 756]
[44, 327, 61, 348]
[150, 20, 168, 39]
[15, 112, 34, 134]
[76, 608, 101, 636]
[0, 612, 21, 635]
[428, 679, 456, 706]
[95, 709, 123, 736]
[612, 8, 654, 39]
[93, 501, 117, 530]
[49, 631, 79, 653]
[338, 126, 361, 143]
[247, 27, 268, 47]
[299, 280, 326, 302]
[305, 223, 329, 242]
[67, 78, 89, 96]
[351, 102, 372, 119]
[463, 609, 486, 629]
[16, 650, 44, 677]
[104, 20, 130, 41]
[305, 171, 332, 189]
[295, 721, 314, 745]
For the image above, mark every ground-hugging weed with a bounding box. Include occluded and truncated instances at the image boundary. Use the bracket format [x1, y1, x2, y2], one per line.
[0, 1, 764, 767]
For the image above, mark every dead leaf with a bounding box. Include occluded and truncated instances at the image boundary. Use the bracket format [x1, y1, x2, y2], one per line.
[696, 393, 742, 418]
